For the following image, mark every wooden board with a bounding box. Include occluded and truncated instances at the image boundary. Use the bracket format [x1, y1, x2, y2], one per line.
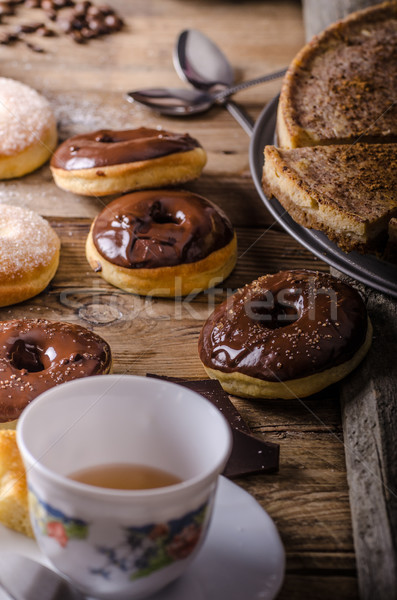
[334, 271, 397, 600]
[0, 1, 361, 597]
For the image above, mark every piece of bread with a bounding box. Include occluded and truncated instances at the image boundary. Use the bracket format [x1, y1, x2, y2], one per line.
[277, 2, 397, 148]
[263, 143, 397, 254]
[0, 430, 33, 538]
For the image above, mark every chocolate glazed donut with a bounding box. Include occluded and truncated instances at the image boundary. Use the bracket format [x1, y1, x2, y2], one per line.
[0, 319, 112, 427]
[50, 127, 207, 196]
[85, 189, 237, 297]
[199, 270, 372, 399]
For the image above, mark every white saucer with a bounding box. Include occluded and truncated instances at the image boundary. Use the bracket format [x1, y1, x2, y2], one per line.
[0, 476, 285, 600]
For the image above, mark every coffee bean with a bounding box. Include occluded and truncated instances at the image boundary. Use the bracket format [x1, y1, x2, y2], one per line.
[15, 22, 43, 33]
[40, 0, 53, 9]
[0, 3, 15, 16]
[71, 15, 87, 29]
[86, 4, 101, 17]
[80, 25, 96, 38]
[53, 0, 72, 7]
[104, 13, 122, 30]
[73, 0, 90, 14]
[37, 25, 56, 35]
[25, 40, 45, 52]
[0, 31, 17, 43]
[97, 4, 114, 15]
[69, 28, 85, 43]
[87, 16, 108, 34]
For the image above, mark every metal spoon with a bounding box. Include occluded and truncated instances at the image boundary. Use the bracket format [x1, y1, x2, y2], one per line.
[126, 67, 286, 117]
[174, 29, 286, 134]
[0, 553, 85, 600]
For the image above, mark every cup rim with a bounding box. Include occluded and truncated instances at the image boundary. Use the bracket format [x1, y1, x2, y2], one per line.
[17, 374, 233, 499]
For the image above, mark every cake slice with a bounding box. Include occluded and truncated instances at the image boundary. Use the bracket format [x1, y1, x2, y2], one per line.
[263, 143, 397, 253]
[0, 429, 33, 538]
[277, 2, 397, 148]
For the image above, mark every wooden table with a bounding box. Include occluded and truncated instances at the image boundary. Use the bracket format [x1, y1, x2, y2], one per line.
[0, 1, 359, 597]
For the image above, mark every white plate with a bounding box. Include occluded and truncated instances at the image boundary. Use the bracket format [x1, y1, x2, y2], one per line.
[0, 476, 285, 600]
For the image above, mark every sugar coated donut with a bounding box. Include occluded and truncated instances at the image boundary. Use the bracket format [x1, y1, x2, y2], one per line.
[199, 270, 372, 399]
[50, 127, 207, 196]
[0, 78, 57, 179]
[0, 319, 112, 429]
[86, 189, 237, 296]
[0, 205, 60, 307]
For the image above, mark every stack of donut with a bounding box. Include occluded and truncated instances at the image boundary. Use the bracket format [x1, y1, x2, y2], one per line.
[50, 124, 237, 297]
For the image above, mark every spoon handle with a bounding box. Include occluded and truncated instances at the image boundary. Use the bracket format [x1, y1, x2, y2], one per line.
[215, 68, 287, 101]
[224, 100, 254, 136]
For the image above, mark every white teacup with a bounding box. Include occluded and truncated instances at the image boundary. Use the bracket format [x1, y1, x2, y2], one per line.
[17, 375, 232, 600]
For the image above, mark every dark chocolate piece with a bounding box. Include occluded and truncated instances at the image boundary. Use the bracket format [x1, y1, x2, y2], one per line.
[147, 374, 280, 478]
[224, 428, 279, 478]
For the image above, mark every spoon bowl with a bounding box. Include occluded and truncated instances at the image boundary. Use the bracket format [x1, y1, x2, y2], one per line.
[174, 29, 234, 90]
[126, 87, 214, 116]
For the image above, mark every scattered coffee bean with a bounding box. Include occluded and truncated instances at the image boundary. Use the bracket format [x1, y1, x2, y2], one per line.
[80, 25, 96, 38]
[36, 24, 56, 35]
[0, 0, 124, 51]
[73, 0, 90, 14]
[53, 0, 73, 7]
[40, 0, 53, 10]
[0, 30, 17, 43]
[69, 28, 85, 42]
[97, 4, 113, 15]
[86, 4, 100, 16]
[25, 40, 45, 51]
[104, 13, 122, 30]
[0, 2, 15, 16]
[88, 16, 108, 34]
[15, 21, 43, 32]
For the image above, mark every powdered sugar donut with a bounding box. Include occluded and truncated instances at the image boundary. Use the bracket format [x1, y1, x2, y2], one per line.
[0, 205, 60, 307]
[0, 78, 57, 179]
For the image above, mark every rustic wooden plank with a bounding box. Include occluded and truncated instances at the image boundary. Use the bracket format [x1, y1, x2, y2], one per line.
[333, 271, 397, 600]
[278, 574, 358, 600]
[287, 551, 356, 572]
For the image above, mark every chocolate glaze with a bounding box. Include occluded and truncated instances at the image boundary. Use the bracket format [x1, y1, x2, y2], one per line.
[199, 270, 369, 382]
[0, 319, 112, 422]
[50, 127, 201, 171]
[92, 190, 234, 269]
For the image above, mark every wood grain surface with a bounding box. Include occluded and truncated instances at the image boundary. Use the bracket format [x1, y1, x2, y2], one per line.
[0, 1, 360, 598]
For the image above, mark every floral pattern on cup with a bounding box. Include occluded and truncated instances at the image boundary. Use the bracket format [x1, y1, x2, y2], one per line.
[28, 488, 89, 548]
[91, 502, 208, 581]
[29, 484, 208, 581]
